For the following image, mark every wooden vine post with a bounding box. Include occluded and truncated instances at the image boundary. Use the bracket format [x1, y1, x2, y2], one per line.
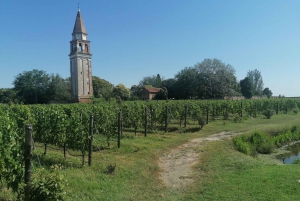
[118, 110, 122, 148]
[240, 102, 243, 118]
[24, 125, 32, 199]
[276, 102, 279, 115]
[144, 107, 147, 137]
[206, 104, 209, 124]
[165, 105, 168, 132]
[184, 104, 187, 128]
[88, 115, 94, 166]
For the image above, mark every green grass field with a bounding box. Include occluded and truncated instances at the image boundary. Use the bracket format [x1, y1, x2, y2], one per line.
[2, 114, 300, 201]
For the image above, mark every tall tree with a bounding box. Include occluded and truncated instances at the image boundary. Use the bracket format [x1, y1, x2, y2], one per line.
[113, 84, 130, 100]
[194, 59, 238, 99]
[263, 87, 273, 98]
[0, 88, 19, 104]
[174, 67, 199, 99]
[247, 69, 263, 95]
[240, 77, 253, 98]
[13, 69, 51, 104]
[48, 74, 71, 101]
[161, 78, 176, 99]
[138, 74, 164, 88]
[173, 59, 239, 99]
[92, 76, 113, 100]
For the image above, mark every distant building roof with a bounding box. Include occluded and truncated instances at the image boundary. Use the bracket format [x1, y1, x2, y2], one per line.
[144, 87, 162, 93]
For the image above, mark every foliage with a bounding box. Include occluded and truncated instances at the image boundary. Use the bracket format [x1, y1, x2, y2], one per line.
[153, 89, 167, 100]
[92, 76, 113, 100]
[293, 108, 298, 115]
[194, 58, 238, 99]
[240, 77, 253, 98]
[138, 74, 164, 88]
[173, 59, 239, 99]
[18, 165, 67, 201]
[13, 69, 71, 104]
[0, 88, 20, 104]
[104, 163, 116, 174]
[161, 78, 176, 99]
[262, 87, 273, 98]
[247, 69, 264, 96]
[233, 131, 274, 155]
[292, 159, 300, 164]
[197, 116, 206, 129]
[113, 84, 130, 100]
[262, 109, 273, 119]
[48, 74, 71, 101]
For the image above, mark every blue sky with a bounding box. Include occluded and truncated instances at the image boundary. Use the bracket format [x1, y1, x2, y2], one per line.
[1, 0, 300, 96]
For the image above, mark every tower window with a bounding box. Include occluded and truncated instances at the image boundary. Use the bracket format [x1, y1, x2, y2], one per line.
[79, 43, 83, 52]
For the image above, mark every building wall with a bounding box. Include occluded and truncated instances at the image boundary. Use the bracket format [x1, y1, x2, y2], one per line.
[70, 54, 93, 102]
[140, 88, 150, 100]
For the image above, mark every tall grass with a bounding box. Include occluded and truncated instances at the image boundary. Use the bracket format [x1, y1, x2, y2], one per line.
[234, 125, 300, 156]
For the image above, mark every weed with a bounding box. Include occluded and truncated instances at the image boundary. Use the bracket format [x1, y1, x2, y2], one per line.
[105, 163, 116, 174]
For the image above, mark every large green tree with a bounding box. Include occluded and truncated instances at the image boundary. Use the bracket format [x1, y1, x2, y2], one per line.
[92, 76, 113, 100]
[138, 74, 164, 88]
[173, 59, 239, 99]
[47, 74, 71, 101]
[13, 69, 51, 104]
[247, 69, 264, 95]
[263, 87, 273, 98]
[194, 59, 238, 99]
[161, 78, 176, 99]
[240, 77, 253, 98]
[113, 84, 130, 100]
[0, 88, 20, 103]
[174, 67, 198, 99]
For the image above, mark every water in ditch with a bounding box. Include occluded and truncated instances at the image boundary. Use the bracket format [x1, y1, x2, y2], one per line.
[278, 142, 300, 164]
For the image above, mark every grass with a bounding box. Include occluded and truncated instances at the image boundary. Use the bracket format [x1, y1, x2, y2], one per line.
[2, 113, 300, 200]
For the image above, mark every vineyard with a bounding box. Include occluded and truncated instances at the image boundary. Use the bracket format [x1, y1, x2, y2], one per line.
[1, 98, 300, 198]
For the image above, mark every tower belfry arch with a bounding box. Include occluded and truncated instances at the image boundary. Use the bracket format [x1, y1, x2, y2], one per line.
[69, 9, 93, 103]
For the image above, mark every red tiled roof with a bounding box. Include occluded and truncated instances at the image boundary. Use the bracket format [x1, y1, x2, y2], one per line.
[145, 87, 162, 93]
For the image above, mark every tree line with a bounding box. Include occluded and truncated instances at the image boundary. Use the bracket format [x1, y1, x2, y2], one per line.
[132, 58, 272, 100]
[0, 58, 273, 104]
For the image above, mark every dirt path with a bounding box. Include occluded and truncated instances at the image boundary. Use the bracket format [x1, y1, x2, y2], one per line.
[158, 132, 241, 189]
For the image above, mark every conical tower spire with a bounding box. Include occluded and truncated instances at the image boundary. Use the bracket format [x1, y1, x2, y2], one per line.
[73, 10, 87, 34]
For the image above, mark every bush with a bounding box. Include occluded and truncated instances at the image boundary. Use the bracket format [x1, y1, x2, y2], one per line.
[251, 131, 274, 154]
[233, 137, 254, 155]
[263, 109, 273, 119]
[18, 164, 67, 201]
[293, 108, 298, 115]
[233, 114, 242, 123]
[292, 159, 300, 164]
[257, 141, 275, 154]
[197, 116, 206, 129]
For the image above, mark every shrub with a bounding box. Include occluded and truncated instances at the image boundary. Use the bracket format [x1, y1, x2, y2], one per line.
[293, 108, 298, 115]
[262, 109, 273, 119]
[257, 141, 275, 154]
[197, 116, 206, 129]
[250, 131, 274, 154]
[18, 164, 67, 201]
[233, 137, 253, 155]
[233, 114, 242, 123]
[105, 163, 116, 174]
[292, 159, 300, 164]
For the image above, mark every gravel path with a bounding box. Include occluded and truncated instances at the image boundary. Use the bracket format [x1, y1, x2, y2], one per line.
[158, 132, 241, 188]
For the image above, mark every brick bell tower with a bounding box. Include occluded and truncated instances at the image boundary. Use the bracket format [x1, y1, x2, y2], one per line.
[69, 9, 93, 103]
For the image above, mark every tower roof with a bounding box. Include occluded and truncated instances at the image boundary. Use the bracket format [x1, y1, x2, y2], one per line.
[73, 10, 87, 34]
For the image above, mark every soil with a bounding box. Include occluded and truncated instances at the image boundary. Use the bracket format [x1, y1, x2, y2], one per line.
[158, 132, 241, 189]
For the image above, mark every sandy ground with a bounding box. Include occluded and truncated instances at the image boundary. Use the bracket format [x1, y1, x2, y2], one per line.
[158, 132, 241, 189]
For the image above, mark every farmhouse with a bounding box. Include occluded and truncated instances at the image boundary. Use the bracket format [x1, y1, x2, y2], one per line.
[140, 87, 164, 100]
